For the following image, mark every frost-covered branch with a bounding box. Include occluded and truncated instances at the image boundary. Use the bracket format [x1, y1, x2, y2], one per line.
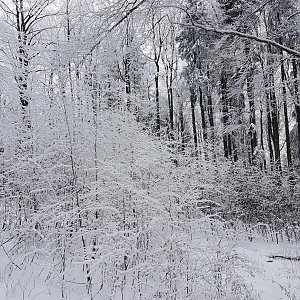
[176, 22, 300, 58]
[90, 0, 147, 53]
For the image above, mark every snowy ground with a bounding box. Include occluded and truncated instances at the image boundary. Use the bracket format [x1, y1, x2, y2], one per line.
[1, 230, 299, 300]
[237, 237, 300, 300]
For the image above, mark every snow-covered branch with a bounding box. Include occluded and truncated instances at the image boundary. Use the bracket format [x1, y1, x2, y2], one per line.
[176, 21, 300, 58]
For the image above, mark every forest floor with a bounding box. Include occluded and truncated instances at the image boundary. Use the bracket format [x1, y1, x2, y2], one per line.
[237, 236, 300, 299]
[0, 228, 299, 300]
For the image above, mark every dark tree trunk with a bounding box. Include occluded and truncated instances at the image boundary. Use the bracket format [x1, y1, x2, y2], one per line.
[245, 42, 257, 161]
[199, 88, 207, 141]
[260, 105, 267, 169]
[221, 72, 231, 159]
[155, 62, 160, 136]
[207, 93, 214, 128]
[276, 13, 292, 167]
[190, 88, 198, 151]
[246, 67, 257, 157]
[266, 93, 274, 166]
[206, 68, 216, 161]
[151, 14, 163, 137]
[124, 19, 132, 110]
[168, 87, 174, 132]
[165, 69, 174, 140]
[260, 107, 264, 150]
[269, 72, 281, 169]
[232, 138, 238, 162]
[292, 59, 300, 162]
[280, 56, 292, 167]
[124, 56, 131, 109]
[179, 102, 185, 152]
[263, 71, 275, 167]
[265, 44, 281, 170]
[165, 28, 175, 137]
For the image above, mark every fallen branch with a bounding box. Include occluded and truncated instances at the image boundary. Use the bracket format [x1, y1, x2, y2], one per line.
[269, 255, 300, 261]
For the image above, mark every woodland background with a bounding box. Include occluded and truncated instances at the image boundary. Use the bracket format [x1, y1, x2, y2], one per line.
[0, 0, 300, 299]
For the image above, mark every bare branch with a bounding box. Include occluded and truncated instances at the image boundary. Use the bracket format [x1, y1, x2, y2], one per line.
[0, 0, 16, 16]
[90, 0, 147, 54]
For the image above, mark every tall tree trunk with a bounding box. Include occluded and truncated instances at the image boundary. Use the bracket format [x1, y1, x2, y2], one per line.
[245, 43, 257, 161]
[190, 88, 198, 151]
[276, 13, 292, 167]
[221, 72, 231, 158]
[124, 57, 131, 109]
[179, 101, 185, 152]
[206, 68, 216, 161]
[266, 96, 275, 166]
[269, 71, 281, 169]
[259, 103, 267, 169]
[232, 138, 238, 162]
[265, 44, 281, 169]
[168, 87, 174, 133]
[165, 24, 176, 137]
[261, 63, 275, 168]
[15, 0, 30, 128]
[292, 59, 300, 162]
[280, 55, 292, 167]
[199, 88, 207, 141]
[260, 105, 264, 150]
[165, 59, 174, 136]
[123, 19, 132, 110]
[207, 93, 214, 129]
[246, 67, 257, 156]
[155, 62, 160, 136]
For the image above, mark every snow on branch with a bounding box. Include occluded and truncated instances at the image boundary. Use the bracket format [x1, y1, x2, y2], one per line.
[176, 21, 300, 58]
[90, 0, 147, 54]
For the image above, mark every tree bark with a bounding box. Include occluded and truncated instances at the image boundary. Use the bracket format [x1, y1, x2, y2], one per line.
[292, 59, 300, 162]
[124, 19, 131, 110]
[280, 56, 292, 167]
[199, 87, 207, 141]
[155, 63, 160, 136]
[266, 44, 281, 169]
[246, 64, 258, 159]
[190, 88, 198, 151]
[221, 72, 231, 158]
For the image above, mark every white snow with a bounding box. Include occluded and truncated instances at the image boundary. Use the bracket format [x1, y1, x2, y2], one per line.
[1, 227, 299, 300]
